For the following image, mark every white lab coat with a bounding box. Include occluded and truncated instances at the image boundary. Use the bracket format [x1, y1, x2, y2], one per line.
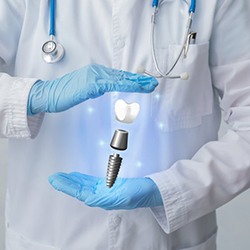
[1, 0, 250, 249]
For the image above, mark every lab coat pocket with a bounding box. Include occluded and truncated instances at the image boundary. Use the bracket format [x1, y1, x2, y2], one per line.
[179, 230, 217, 250]
[6, 227, 61, 250]
[151, 42, 213, 132]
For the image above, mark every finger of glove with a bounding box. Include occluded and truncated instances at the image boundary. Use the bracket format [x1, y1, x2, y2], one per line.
[96, 76, 158, 93]
[48, 173, 93, 202]
[27, 80, 47, 115]
[91, 64, 158, 93]
[118, 76, 158, 92]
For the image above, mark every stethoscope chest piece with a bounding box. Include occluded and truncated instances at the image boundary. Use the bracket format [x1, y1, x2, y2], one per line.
[42, 39, 64, 63]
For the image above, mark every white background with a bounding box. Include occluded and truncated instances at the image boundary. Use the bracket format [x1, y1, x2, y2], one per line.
[0, 121, 250, 249]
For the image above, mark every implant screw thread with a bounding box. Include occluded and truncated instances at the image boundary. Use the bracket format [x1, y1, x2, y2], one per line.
[106, 154, 123, 188]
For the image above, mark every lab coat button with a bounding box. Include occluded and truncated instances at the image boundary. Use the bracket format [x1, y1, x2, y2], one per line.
[113, 216, 121, 226]
[115, 39, 125, 49]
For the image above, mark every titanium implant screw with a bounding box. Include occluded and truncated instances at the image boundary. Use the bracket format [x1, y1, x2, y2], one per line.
[106, 154, 123, 188]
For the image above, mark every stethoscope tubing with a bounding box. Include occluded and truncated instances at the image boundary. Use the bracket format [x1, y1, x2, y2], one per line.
[144, 0, 196, 79]
[189, 0, 196, 13]
[43, 0, 196, 69]
[153, 0, 196, 11]
[49, 0, 55, 36]
[42, 0, 64, 63]
[148, 8, 191, 78]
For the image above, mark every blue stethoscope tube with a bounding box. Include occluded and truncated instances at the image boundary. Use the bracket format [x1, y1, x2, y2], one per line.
[49, 0, 55, 36]
[42, 0, 65, 63]
[152, 0, 159, 7]
[189, 0, 196, 13]
[42, 0, 197, 72]
[152, 0, 196, 13]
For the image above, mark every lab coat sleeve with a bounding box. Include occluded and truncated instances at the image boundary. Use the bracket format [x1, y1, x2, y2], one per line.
[0, 74, 44, 139]
[148, 0, 250, 233]
[0, 1, 44, 139]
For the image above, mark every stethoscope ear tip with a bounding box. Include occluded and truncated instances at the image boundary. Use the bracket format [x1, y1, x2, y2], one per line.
[180, 72, 189, 80]
[136, 65, 146, 74]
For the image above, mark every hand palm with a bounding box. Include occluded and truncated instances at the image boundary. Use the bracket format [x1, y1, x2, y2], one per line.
[49, 172, 163, 210]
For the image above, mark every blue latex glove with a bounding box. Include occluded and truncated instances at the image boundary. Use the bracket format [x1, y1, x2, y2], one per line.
[48, 172, 163, 210]
[27, 64, 158, 115]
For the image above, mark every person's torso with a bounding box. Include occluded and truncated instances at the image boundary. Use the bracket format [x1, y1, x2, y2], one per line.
[6, 1, 220, 249]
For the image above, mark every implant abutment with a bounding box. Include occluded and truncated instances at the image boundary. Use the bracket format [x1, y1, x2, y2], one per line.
[110, 129, 128, 150]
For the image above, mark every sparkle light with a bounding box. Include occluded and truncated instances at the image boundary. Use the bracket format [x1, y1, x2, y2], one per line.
[158, 122, 164, 130]
[99, 140, 105, 147]
[154, 93, 161, 100]
[87, 106, 94, 114]
[136, 161, 142, 168]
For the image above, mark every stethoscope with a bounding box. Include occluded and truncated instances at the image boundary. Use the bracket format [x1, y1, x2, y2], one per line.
[42, 0, 64, 63]
[42, 0, 196, 80]
[138, 0, 197, 80]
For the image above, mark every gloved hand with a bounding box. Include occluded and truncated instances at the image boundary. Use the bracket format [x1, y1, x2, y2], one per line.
[27, 64, 158, 115]
[48, 172, 163, 210]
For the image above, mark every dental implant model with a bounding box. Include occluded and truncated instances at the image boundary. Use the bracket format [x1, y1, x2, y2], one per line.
[106, 129, 128, 188]
[106, 99, 140, 188]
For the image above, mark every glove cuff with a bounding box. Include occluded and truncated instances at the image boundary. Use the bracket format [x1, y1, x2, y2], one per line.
[27, 80, 47, 115]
